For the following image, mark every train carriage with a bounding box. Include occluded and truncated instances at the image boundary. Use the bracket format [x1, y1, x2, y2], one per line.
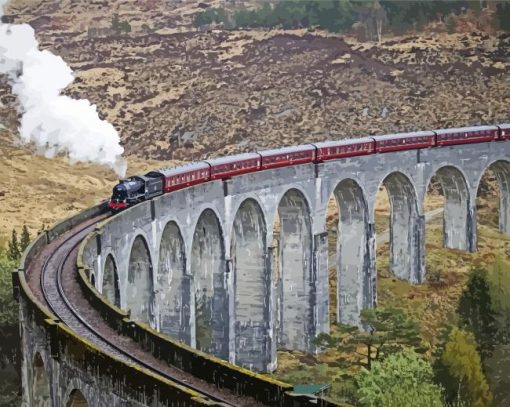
[159, 162, 211, 193]
[313, 137, 375, 161]
[435, 125, 499, 146]
[259, 145, 316, 170]
[206, 153, 261, 180]
[373, 131, 436, 153]
[498, 123, 510, 140]
[109, 123, 510, 212]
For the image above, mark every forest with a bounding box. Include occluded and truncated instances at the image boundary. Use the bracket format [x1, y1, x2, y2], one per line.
[194, 1, 510, 40]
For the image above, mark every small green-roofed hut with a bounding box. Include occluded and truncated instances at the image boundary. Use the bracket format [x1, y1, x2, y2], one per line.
[292, 383, 330, 396]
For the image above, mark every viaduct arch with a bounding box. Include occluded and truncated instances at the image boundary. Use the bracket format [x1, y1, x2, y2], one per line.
[75, 140, 510, 374]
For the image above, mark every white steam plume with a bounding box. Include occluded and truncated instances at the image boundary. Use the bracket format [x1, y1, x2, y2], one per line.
[0, 4, 126, 176]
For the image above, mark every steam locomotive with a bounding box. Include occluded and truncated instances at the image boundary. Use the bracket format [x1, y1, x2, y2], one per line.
[108, 124, 510, 211]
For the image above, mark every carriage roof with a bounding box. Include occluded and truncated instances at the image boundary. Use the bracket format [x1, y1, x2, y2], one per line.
[313, 137, 374, 148]
[205, 153, 261, 166]
[157, 161, 210, 177]
[258, 144, 316, 157]
[372, 130, 435, 141]
[434, 125, 499, 135]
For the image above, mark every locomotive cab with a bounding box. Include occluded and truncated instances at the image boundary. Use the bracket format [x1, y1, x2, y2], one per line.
[108, 178, 143, 211]
[108, 173, 164, 212]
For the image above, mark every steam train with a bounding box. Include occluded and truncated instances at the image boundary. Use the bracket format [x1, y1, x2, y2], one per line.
[108, 124, 510, 211]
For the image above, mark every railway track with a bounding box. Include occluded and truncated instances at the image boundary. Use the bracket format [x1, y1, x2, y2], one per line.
[36, 215, 259, 407]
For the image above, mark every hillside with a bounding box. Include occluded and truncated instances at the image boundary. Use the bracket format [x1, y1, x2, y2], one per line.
[0, 127, 180, 240]
[0, 0, 508, 239]
[1, 1, 509, 405]
[2, 0, 509, 163]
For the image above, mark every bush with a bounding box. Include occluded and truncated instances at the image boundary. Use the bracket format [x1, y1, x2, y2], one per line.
[356, 349, 443, 407]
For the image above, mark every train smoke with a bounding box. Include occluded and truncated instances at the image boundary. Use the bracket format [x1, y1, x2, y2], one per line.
[0, 3, 126, 176]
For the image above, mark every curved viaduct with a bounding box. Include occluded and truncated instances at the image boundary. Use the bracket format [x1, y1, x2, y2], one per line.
[16, 139, 510, 406]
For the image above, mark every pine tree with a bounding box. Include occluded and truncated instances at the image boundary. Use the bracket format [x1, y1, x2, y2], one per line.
[20, 225, 30, 253]
[457, 266, 499, 362]
[432, 325, 458, 404]
[7, 229, 20, 262]
[441, 327, 493, 407]
[314, 307, 424, 370]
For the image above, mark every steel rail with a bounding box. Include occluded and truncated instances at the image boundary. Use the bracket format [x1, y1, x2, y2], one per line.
[40, 220, 235, 406]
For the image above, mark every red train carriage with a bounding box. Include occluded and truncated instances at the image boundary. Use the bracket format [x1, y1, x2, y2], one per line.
[109, 123, 510, 212]
[435, 125, 499, 146]
[206, 153, 261, 180]
[498, 123, 510, 140]
[313, 137, 375, 161]
[159, 162, 211, 193]
[372, 131, 436, 153]
[259, 145, 316, 170]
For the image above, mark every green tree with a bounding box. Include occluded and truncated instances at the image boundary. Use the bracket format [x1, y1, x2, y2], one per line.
[193, 7, 229, 28]
[112, 13, 121, 31]
[356, 349, 443, 407]
[193, 1, 357, 33]
[380, 1, 466, 34]
[314, 307, 423, 370]
[441, 327, 492, 407]
[433, 325, 461, 405]
[488, 257, 510, 344]
[482, 258, 510, 404]
[457, 266, 499, 362]
[0, 248, 21, 404]
[111, 13, 131, 34]
[19, 225, 30, 253]
[7, 230, 19, 262]
[484, 344, 510, 407]
[496, 1, 510, 31]
[0, 249, 17, 326]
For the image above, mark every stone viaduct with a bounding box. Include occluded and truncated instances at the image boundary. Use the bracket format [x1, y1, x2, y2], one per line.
[78, 140, 510, 374]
